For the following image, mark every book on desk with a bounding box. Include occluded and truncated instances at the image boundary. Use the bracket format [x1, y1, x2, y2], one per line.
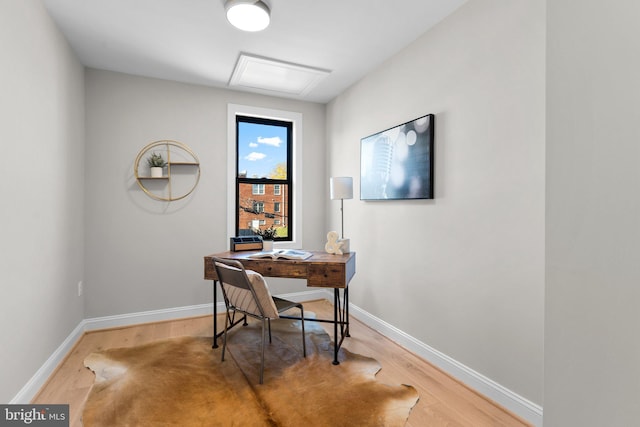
[247, 249, 313, 260]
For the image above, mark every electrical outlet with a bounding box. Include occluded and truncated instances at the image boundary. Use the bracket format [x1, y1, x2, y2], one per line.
[77, 281, 83, 296]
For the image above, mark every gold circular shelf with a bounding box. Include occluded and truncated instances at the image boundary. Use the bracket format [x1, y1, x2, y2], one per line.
[134, 140, 201, 202]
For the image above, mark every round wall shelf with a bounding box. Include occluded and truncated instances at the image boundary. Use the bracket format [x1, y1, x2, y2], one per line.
[134, 140, 200, 201]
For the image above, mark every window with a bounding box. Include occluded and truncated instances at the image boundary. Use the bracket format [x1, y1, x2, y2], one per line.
[228, 105, 303, 248]
[235, 115, 292, 241]
[253, 201, 264, 213]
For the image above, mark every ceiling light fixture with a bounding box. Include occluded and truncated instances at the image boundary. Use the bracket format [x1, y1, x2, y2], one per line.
[225, 0, 271, 32]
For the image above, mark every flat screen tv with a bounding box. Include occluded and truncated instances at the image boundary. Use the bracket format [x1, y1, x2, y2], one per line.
[360, 113, 434, 200]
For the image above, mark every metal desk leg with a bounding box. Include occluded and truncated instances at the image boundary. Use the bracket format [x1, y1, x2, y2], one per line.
[345, 286, 350, 337]
[212, 280, 218, 348]
[333, 288, 340, 365]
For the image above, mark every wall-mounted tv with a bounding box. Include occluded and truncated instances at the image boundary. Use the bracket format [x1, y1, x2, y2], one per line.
[360, 114, 434, 200]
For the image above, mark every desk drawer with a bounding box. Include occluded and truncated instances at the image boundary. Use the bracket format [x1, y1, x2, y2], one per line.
[307, 263, 346, 288]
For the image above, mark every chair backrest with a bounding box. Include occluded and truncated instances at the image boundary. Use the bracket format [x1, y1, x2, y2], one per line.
[212, 257, 279, 319]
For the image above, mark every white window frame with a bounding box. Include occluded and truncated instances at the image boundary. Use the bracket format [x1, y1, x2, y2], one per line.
[252, 184, 265, 195]
[227, 104, 303, 249]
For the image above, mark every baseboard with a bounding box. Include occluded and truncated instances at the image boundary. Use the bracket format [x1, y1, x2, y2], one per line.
[10, 322, 85, 404]
[278, 289, 542, 425]
[347, 302, 543, 427]
[12, 289, 543, 427]
[82, 303, 215, 331]
[274, 289, 331, 304]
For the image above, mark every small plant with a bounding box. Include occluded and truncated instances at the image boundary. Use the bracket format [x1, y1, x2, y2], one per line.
[147, 152, 167, 168]
[254, 225, 278, 240]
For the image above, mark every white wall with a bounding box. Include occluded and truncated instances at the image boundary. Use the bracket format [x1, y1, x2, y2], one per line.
[326, 0, 545, 404]
[545, 1, 640, 425]
[84, 69, 326, 318]
[0, 1, 85, 402]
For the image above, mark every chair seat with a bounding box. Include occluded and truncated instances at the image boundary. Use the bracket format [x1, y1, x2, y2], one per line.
[273, 296, 302, 314]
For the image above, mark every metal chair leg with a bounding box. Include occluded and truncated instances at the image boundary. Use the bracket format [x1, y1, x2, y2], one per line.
[260, 319, 266, 384]
[268, 318, 272, 343]
[300, 304, 306, 357]
[221, 307, 230, 362]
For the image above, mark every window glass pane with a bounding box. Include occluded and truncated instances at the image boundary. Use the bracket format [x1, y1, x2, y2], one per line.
[237, 182, 289, 238]
[252, 184, 265, 195]
[237, 121, 288, 179]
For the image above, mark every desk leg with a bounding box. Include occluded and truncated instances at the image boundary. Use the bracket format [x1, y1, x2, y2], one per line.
[333, 288, 340, 365]
[345, 286, 350, 337]
[212, 280, 219, 348]
[280, 287, 348, 365]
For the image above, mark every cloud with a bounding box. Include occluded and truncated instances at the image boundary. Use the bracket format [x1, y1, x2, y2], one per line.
[245, 152, 267, 161]
[249, 142, 258, 148]
[257, 136, 282, 147]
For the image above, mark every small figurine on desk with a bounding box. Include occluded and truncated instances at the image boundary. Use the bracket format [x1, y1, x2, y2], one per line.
[325, 231, 345, 255]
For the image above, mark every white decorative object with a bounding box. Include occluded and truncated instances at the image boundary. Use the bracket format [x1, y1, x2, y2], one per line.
[147, 151, 167, 178]
[262, 240, 273, 251]
[325, 231, 345, 255]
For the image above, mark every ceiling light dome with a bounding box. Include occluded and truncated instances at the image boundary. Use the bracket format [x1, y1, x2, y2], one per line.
[225, 0, 271, 32]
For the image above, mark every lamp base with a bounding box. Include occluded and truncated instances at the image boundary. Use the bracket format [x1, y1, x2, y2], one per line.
[338, 239, 350, 254]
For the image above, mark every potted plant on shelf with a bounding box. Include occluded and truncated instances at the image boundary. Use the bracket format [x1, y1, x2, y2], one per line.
[254, 226, 278, 251]
[147, 152, 167, 178]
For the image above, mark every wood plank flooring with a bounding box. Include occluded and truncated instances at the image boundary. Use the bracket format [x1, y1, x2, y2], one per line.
[32, 299, 531, 426]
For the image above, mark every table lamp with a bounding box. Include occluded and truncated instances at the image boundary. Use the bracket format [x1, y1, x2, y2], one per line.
[330, 177, 353, 252]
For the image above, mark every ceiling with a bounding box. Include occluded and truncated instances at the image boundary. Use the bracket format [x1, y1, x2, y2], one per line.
[42, 0, 467, 104]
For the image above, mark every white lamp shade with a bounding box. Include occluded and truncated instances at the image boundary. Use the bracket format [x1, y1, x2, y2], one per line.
[330, 177, 353, 200]
[225, 0, 270, 32]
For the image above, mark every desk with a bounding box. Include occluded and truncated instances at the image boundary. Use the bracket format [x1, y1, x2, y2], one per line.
[204, 250, 356, 365]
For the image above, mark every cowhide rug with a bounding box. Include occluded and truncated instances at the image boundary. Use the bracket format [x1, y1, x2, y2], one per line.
[83, 315, 419, 426]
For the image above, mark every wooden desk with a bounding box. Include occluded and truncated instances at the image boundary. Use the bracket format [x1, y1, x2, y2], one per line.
[204, 250, 356, 364]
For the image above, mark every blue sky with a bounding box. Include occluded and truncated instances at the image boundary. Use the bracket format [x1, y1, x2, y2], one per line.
[237, 121, 288, 178]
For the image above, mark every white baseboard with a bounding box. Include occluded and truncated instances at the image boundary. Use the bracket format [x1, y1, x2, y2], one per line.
[274, 289, 331, 304]
[10, 322, 85, 404]
[347, 302, 543, 427]
[282, 290, 542, 424]
[12, 289, 542, 427]
[82, 303, 215, 331]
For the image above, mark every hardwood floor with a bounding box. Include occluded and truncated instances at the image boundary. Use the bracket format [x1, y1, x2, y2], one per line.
[32, 299, 531, 426]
